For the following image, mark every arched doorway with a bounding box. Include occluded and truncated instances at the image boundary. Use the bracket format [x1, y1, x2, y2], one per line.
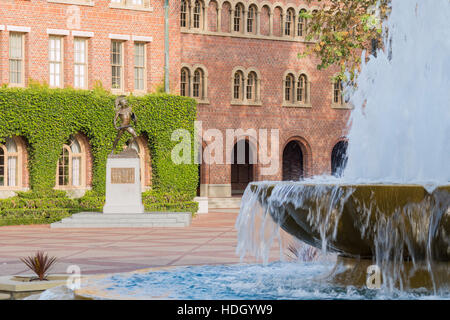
[331, 141, 348, 177]
[231, 140, 254, 194]
[282, 141, 304, 181]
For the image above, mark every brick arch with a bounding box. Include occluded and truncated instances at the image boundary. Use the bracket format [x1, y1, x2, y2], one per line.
[0, 135, 29, 191]
[207, 0, 219, 32]
[131, 135, 153, 189]
[331, 139, 349, 177]
[220, 1, 232, 33]
[230, 136, 258, 194]
[55, 132, 93, 193]
[259, 4, 271, 36]
[73, 133, 93, 188]
[282, 136, 313, 178]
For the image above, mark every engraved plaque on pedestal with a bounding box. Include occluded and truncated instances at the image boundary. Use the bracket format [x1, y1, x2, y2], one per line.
[111, 168, 135, 184]
[103, 149, 144, 214]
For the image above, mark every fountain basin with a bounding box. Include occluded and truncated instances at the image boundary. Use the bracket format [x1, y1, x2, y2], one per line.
[250, 183, 449, 261]
[245, 182, 449, 290]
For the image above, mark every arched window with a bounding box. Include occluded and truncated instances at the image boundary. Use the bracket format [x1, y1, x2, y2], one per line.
[334, 79, 344, 105]
[180, 0, 188, 27]
[180, 68, 190, 96]
[298, 9, 307, 36]
[193, 0, 202, 29]
[247, 6, 255, 33]
[193, 68, 204, 99]
[129, 137, 152, 188]
[285, 74, 295, 102]
[56, 135, 89, 188]
[297, 74, 307, 102]
[233, 71, 244, 100]
[285, 9, 294, 36]
[246, 72, 256, 101]
[331, 141, 348, 177]
[234, 4, 244, 32]
[0, 138, 19, 187]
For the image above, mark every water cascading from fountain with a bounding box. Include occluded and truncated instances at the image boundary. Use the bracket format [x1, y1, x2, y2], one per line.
[236, 0, 450, 294]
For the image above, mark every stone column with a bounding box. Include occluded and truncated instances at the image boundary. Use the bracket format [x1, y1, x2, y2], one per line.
[269, 12, 273, 36]
[217, 6, 222, 32]
[229, 8, 234, 32]
[256, 10, 261, 35]
[243, 9, 248, 34]
[189, 4, 193, 28]
[203, 5, 208, 31]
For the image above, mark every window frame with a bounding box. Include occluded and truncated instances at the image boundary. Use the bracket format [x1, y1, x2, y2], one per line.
[74, 37, 88, 89]
[55, 136, 86, 189]
[0, 137, 23, 190]
[180, 0, 188, 28]
[134, 42, 147, 92]
[111, 40, 124, 92]
[9, 32, 25, 87]
[49, 36, 64, 88]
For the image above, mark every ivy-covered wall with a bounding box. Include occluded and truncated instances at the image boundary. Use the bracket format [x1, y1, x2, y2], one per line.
[0, 86, 198, 198]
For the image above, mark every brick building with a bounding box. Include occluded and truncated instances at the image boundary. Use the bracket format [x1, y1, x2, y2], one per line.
[0, 0, 350, 199]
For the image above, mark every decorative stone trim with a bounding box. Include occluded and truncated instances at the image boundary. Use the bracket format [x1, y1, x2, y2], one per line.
[132, 35, 153, 42]
[181, 1, 319, 43]
[109, 2, 154, 12]
[72, 30, 94, 38]
[180, 63, 209, 104]
[6, 26, 31, 33]
[0, 25, 5, 31]
[282, 70, 312, 107]
[181, 29, 316, 43]
[331, 103, 353, 110]
[282, 102, 312, 108]
[109, 33, 131, 41]
[47, 0, 94, 6]
[230, 66, 262, 106]
[47, 29, 70, 36]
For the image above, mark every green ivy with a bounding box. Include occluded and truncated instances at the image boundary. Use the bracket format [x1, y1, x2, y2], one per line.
[0, 86, 198, 198]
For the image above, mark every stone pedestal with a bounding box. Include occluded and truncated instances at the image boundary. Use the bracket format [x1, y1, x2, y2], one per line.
[103, 148, 144, 214]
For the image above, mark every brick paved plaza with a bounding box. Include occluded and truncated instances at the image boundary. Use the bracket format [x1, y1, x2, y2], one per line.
[0, 211, 286, 277]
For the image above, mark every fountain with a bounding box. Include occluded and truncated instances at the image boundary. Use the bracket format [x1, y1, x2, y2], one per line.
[34, 0, 449, 300]
[236, 0, 450, 293]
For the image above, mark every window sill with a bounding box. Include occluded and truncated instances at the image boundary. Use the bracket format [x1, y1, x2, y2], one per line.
[196, 99, 210, 105]
[109, 3, 154, 12]
[331, 103, 353, 110]
[8, 83, 26, 88]
[230, 100, 262, 106]
[282, 102, 312, 108]
[111, 88, 126, 95]
[47, 0, 94, 6]
[133, 90, 148, 96]
[182, 29, 317, 44]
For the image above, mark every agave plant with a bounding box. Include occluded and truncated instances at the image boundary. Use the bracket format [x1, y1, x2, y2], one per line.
[20, 251, 58, 281]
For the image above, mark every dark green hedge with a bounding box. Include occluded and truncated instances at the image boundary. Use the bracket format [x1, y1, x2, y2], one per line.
[0, 190, 199, 226]
[0, 86, 198, 197]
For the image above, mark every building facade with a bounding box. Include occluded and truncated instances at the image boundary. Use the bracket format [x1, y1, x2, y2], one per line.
[0, 0, 350, 199]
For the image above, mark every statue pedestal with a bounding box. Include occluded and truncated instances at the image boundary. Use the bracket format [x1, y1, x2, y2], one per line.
[103, 149, 144, 214]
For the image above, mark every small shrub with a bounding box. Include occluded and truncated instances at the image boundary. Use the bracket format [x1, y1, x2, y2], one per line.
[20, 251, 58, 281]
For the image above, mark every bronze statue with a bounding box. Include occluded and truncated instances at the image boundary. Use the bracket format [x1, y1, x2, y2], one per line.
[111, 95, 138, 154]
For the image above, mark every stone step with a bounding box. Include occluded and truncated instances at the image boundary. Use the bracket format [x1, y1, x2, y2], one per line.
[71, 212, 190, 219]
[61, 217, 180, 223]
[208, 197, 242, 209]
[50, 212, 192, 228]
[0, 293, 11, 300]
[51, 221, 188, 228]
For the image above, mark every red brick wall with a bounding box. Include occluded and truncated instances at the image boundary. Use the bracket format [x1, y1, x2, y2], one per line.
[0, 0, 172, 93]
[180, 0, 351, 187]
